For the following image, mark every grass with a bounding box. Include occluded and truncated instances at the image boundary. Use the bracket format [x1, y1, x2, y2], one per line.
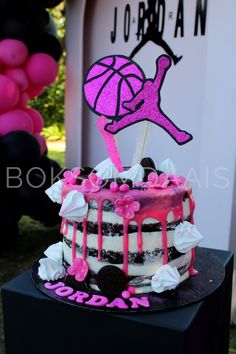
[0, 143, 236, 354]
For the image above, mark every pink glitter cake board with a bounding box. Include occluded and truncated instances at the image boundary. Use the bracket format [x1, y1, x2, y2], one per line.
[31, 248, 225, 313]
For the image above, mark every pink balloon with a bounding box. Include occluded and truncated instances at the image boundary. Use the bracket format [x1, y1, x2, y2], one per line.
[0, 39, 28, 67]
[5, 68, 29, 91]
[18, 92, 30, 108]
[24, 108, 44, 133]
[0, 75, 20, 112]
[27, 84, 45, 98]
[25, 53, 58, 87]
[0, 109, 33, 136]
[34, 133, 47, 153]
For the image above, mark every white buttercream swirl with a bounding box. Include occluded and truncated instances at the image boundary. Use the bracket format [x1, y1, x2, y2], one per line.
[45, 180, 63, 204]
[120, 164, 145, 184]
[157, 158, 177, 176]
[59, 190, 88, 222]
[151, 264, 180, 293]
[95, 158, 120, 179]
[44, 241, 63, 264]
[174, 221, 203, 253]
[38, 258, 65, 281]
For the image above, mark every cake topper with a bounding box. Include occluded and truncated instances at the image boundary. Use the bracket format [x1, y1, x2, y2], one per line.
[84, 54, 193, 145]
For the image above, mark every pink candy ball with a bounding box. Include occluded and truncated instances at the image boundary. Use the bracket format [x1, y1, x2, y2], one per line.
[0, 109, 33, 136]
[34, 133, 47, 153]
[110, 181, 119, 192]
[121, 290, 131, 299]
[27, 84, 45, 98]
[25, 108, 44, 133]
[5, 68, 29, 91]
[0, 39, 28, 67]
[119, 184, 130, 192]
[25, 53, 58, 87]
[127, 286, 136, 295]
[0, 75, 19, 112]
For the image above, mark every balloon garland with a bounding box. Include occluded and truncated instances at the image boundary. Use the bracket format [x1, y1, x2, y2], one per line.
[0, 0, 64, 248]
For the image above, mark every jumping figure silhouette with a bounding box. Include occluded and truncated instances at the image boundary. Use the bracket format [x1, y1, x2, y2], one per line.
[105, 55, 192, 145]
[130, 0, 182, 65]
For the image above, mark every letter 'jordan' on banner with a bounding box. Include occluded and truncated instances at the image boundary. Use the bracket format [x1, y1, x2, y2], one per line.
[110, 0, 208, 64]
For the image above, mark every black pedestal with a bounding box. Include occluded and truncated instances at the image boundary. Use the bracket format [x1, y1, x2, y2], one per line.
[1, 248, 234, 354]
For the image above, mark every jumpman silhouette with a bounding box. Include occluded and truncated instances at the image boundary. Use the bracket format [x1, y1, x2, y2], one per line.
[105, 55, 192, 145]
[130, 0, 182, 65]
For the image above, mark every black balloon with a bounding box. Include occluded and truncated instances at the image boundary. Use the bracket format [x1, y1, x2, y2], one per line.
[39, 0, 64, 9]
[27, 9, 50, 40]
[0, 9, 49, 42]
[0, 18, 28, 42]
[0, 131, 41, 168]
[28, 33, 62, 61]
[13, 173, 61, 226]
[37, 155, 63, 183]
[0, 201, 21, 250]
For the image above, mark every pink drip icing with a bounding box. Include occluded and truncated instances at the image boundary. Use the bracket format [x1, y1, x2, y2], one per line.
[60, 193, 67, 234]
[60, 218, 65, 234]
[123, 219, 129, 275]
[161, 221, 168, 264]
[173, 203, 184, 222]
[187, 191, 195, 224]
[97, 201, 103, 262]
[187, 191, 197, 274]
[64, 219, 69, 235]
[72, 222, 77, 262]
[64, 183, 193, 278]
[82, 218, 88, 261]
[137, 222, 143, 254]
[189, 248, 198, 275]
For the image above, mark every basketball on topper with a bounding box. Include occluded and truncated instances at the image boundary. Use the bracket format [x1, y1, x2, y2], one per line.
[83, 54, 193, 145]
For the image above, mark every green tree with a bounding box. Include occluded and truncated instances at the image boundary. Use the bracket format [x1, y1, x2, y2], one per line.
[30, 4, 66, 138]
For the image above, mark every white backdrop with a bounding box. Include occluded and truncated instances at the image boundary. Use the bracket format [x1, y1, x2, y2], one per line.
[65, 0, 236, 321]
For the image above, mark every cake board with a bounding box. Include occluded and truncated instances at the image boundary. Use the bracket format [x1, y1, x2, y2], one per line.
[2, 248, 233, 354]
[31, 247, 225, 313]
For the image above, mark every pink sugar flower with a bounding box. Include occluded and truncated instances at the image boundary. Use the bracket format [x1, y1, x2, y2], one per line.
[68, 257, 89, 282]
[168, 175, 186, 186]
[147, 172, 169, 189]
[81, 173, 102, 193]
[115, 195, 140, 219]
[63, 167, 81, 185]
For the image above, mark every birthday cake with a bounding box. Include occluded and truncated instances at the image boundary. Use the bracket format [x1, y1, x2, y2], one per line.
[37, 54, 203, 308]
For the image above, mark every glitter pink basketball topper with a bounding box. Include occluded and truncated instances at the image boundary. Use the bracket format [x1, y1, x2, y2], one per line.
[83, 54, 193, 145]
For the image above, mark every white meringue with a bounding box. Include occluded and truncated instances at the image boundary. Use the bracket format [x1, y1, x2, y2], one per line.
[151, 264, 180, 293]
[174, 221, 203, 253]
[59, 190, 88, 222]
[45, 180, 63, 204]
[38, 258, 65, 281]
[95, 158, 120, 179]
[157, 158, 177, 176]
[120, 164, 145, 184]
[44, 242, 63, 264]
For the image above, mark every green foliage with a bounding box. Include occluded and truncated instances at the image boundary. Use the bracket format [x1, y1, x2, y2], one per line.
[29, 4, 66, 129]
[42, 123, 65, 141]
